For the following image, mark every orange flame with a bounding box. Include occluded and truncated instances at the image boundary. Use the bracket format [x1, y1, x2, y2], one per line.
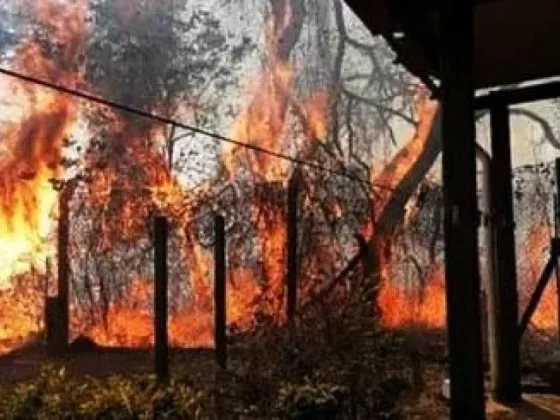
[368, 94, 442, 328]
[0, 0, 455, 354]
[378, 265, 446, 328]
[0, 0, 85, 352]
[521, 224, 557, 330]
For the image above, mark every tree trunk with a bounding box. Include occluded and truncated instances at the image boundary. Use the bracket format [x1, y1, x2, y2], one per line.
[375, 102, 441, 236]
[325, 99, 441, 305]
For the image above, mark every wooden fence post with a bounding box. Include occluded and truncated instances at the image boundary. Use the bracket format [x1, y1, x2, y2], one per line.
[214, 214, 227, 369]
[56, 186, 70, 352]
[286, 173, 299, 327]
[154, 216, 169, 380]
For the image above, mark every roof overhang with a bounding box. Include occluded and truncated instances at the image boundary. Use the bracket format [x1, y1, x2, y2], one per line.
[344, 0, 560, 92]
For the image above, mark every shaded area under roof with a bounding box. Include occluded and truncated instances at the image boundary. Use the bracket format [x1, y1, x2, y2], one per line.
[344, 0, 560, 90]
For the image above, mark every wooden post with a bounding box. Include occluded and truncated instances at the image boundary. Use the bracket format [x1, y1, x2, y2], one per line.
[154, 216, 169, 380]
[56, 186, 70, 352]
[477, 148, 493, 371]
[489, 103, 522, 402]
[214, 214, 227, 369]
[440, 1, 485, 418]
[45, 297, 64, 354]
[286, 173, 299, 326]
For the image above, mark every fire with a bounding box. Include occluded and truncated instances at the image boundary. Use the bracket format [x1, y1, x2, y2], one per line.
[378, 265, 446, 328]
[0, 1, 85, 352]
[252, 196, 288, 320]
[0, 272, 45, 353]
[521, 224, 557, 331]
[0, 1, 84, 285]
[366, 92, 442, 328]
[224, 60, 293, 183]
[0, 0, 459, 354]
[73, 1, 313, 346]
[75, 58, 440, 346]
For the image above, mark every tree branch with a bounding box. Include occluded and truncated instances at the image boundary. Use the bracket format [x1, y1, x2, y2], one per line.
[510, 108, 560, 149]
[342, 88, 416, 126]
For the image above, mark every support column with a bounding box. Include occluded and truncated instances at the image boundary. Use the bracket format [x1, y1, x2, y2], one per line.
[489, 102, 521, 402]
[440, 1, 485, 418]
[477, 147, 493, 370]
[214, 214, 227, 369]
[154, 216, 169, 380]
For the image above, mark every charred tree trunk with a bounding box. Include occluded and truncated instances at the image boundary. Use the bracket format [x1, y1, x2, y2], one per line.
[45, 297, 65, 354]
[358, 235, 382, 318]
[322, 101, 441, 303]
[375, 106, 442, 236]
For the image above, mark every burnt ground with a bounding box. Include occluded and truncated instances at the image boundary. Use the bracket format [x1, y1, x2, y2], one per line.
[0, 339, 219, 384]
[1, 331, 560, 418]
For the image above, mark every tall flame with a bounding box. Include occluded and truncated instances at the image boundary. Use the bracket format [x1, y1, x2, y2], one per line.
[379, 265, 446, 328]
[0, 2, 84, 283]
[0, 0, 524, 354]
[365, 91, 443, 328]
[0, 0, 85, 352]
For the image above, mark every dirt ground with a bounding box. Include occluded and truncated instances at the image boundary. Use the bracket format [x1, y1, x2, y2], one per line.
[0, 341, 218, 384]
[2, 334, 560, 419]
[487, 395, 560, 419]
[401, 367, 560, 419]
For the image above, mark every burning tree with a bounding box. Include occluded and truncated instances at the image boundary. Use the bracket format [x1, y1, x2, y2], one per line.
[0, 0, 447, 356]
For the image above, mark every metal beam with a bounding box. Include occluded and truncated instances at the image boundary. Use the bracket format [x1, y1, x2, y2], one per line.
[476, 79, 560, 109]
[489, 103, 522, 402]
[396, 0, 504, 11]
[440, 1, 485, 418]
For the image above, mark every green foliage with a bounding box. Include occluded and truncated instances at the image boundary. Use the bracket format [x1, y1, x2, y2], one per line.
[275, 380, 349, 419]
[0, 325, 417, 419]
[0, 365, 206, 419]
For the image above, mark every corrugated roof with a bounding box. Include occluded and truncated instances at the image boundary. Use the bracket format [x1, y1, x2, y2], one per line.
[344, 0, 560, 90]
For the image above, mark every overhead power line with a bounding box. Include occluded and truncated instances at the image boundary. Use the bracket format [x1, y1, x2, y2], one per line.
[0, 66, 403, 193]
